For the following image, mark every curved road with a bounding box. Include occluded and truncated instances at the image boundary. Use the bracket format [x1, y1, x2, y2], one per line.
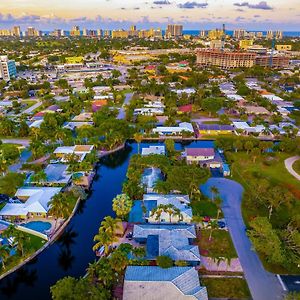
[284, 156, 300, 181]
[201, 178, 285, 300]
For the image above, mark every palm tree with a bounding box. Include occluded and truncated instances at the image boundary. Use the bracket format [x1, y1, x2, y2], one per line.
[210, 186, 219, 202]
[0, 245, 10, 269]
[208, 220, 219, 241]
[133, 132, 143, 154]
[14, 231, 29, 256]
[92, 229, 114, 254]
[109, 250, 128, 274]
[86, 261, 99, 283]
[215, 196, 223, 221]
[101, 216, 121, 235]
[151, 205, 165, 223]
[112, 194, 133, 220]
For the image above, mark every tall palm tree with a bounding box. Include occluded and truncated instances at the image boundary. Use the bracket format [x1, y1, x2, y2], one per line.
[133, 132, 143, 154]
[92, 229, 114, 254]
[208, 220, 219, 241]
[210, 186, 219, 202]
[0, 245, 10, 269]
[101, 216, 121, 235]
[215, 196, 223, 221]
[14, 231, 29, 256]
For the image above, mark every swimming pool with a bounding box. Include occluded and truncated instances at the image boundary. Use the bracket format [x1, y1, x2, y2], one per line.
[20, 221, 51, 233]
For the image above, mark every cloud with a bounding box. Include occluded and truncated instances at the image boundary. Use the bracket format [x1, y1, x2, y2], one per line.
[178, 2, 208, 9]
[234, 1, 273, 10]
[153, 0, 171, 4]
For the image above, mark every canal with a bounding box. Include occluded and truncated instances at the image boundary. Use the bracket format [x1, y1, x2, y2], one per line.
[0, 140, 214, 300]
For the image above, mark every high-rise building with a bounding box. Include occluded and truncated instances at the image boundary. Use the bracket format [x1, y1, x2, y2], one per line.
[97, 29, 103, 37]
[70, 26, 81, 36]
[266, 30, 273, 39]
[233, 29, 246, 39]
[196, 49, 256, 69]
[112, 29, 129, 38]
[275, 30, 283, 40]
[208, 29, 224, 40]
[199, 30, 206, 38]
[52, 29, 62, 37]
[0, 29, 11, 36]
[166, 24, 183, 38]
[12, 26, 21, 37]
[0, 55, 17, 81]
[256, 32, 263, 38]
[82, 28, 88, 36]
[26, 27, 40, 37]
[104, 30, 111, 38]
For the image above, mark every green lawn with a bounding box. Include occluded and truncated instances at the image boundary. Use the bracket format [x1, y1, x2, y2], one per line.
[191, 199, 218, 218]
[200, 277, 251, 299]
[0, 232, 46, 276]
[198, 229, 237, 259]
[292, 159, 300, 176]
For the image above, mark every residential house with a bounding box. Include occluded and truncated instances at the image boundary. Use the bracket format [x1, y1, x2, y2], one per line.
[143, 194, 192, 223]
[53, 145, 94, 162]
[185, 148, 222, 168]
[132, 224, 201, 266]
[123, 266, 208, 300]
[0, 187, 61, 219]
[141, 145, 165, 156]
[198, 124, 234, 135]
[153, 122, 194, 136]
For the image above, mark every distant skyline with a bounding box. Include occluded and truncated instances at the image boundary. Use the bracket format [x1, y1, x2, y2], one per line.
[0, 0, 299, 31]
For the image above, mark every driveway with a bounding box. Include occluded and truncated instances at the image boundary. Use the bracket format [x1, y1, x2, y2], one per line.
[201, 178, 285, 300]
[284, 156, 300, 181]
[1, 138, 30, 147]
[20, 100, 42, 115]
[117, 92, 133, 120]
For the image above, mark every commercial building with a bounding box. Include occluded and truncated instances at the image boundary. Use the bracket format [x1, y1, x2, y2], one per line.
[166, 24, 183, 38]
[196, 49, 289, 69]
[239, 39, 254, 50]
[233, 29, 246, 39]
[276, 45, 292, 51]
[255, 55, 289, 68]
[12, 26, 21, 37]
[70, 26, 81, 36]
[26, 27, 41, 37]
[208, 29, 224, 40]
[112, 29, 129, 39]
[0, 56, 17, 81]
[196, 49, 256, 69]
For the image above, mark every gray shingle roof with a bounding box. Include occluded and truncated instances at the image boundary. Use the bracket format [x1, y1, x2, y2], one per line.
[133, 224, 200, 262]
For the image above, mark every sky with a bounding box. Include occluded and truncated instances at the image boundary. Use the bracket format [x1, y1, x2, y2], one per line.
[0, 0, 299, 31]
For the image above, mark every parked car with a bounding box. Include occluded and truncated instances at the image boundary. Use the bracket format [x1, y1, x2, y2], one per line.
[0, 194, 9, 202]
[217, 221, 226, 229]
[126, 232, 133, 240]
[202, 216, 211, 223]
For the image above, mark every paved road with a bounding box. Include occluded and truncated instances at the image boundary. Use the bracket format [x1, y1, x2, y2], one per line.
[1, 138, 30, 147]
[201, 178, 285, 300]
[284, 156, 300, 181]
[21, 100, 42, 115]
[117, 92, 133, 120]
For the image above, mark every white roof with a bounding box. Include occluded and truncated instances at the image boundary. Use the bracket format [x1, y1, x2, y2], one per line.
[226, 94, 244, 101]
[29, 119, 44, 128]
[0, 187, 61, 216]
[232, 121, 250, 130]
[54, 146, 75, 154]
[142, 146, 165, 156]
[261, 94, 284, 101]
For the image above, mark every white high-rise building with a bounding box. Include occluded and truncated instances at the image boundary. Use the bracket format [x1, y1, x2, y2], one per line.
[0, 56, 17, 81]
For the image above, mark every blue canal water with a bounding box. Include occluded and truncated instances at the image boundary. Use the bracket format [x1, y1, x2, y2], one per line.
[0, 140, 214, 299]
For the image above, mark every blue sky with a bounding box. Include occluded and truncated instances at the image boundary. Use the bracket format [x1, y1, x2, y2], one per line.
[0, 0, 299, 30]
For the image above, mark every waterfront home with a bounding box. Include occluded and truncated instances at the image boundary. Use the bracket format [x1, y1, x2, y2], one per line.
[198, 124, 234, 135]
[185, 148, 222, 169]
[153, 122, 194, 136]
[0, 187, 61, 220]
[53, 145, 94, 162]
[29, 164, 72, 186]
[132, 224, 201, 266]
[144, 194, 192, 223]
[141, 145, 165, 156]
[232, 121, 265, 135]
[123, 266, 208, 300]
[63, 121, 93, 131]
